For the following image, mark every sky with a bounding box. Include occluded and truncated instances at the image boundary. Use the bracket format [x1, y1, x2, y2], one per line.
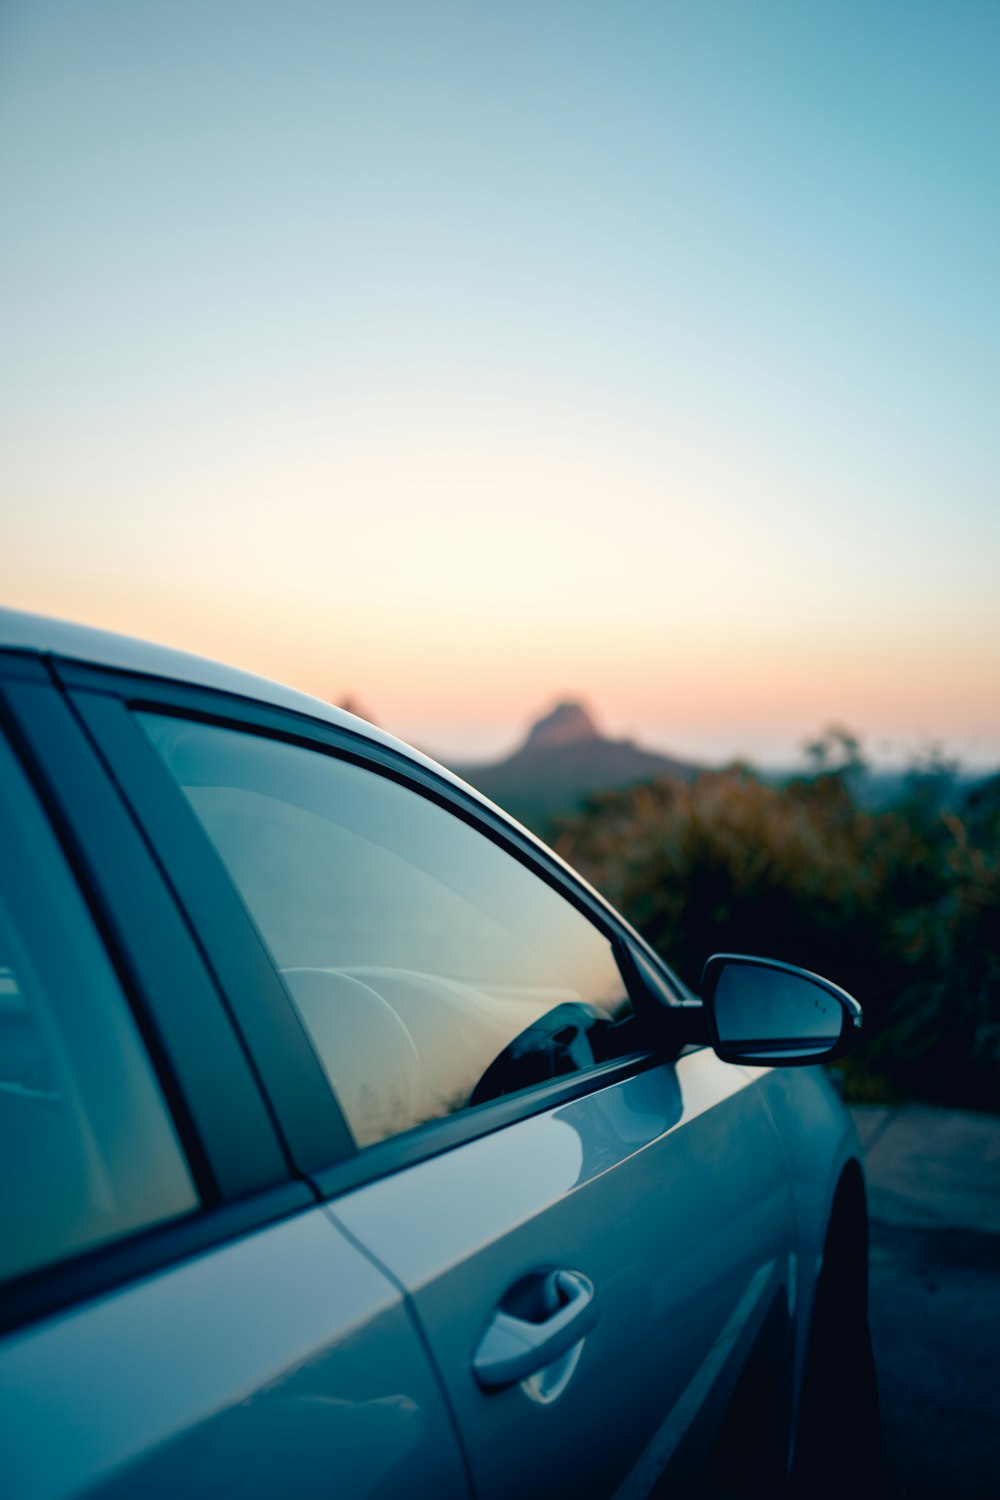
[2, 0, 998, 768]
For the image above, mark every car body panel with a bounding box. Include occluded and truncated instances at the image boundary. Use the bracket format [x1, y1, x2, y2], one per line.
[333, 1050, 798, 1499]
[740, 1065, 866, 1392]
[0, 1208, 469, 1500]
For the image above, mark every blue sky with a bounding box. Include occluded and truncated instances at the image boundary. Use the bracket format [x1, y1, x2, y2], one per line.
[2, 1, 998, 765]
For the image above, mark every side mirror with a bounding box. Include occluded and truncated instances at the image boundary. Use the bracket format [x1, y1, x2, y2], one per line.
[701, 954, 862, 1067]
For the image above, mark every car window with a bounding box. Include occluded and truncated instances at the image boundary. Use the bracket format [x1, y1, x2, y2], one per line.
[138, 715, 636, 1148]
[0, 731, 198, 1285]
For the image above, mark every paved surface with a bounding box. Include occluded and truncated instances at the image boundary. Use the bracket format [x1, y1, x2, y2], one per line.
[849, 1105, 1000, 1499]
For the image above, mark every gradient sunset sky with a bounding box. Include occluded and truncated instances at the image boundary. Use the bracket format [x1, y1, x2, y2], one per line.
[2, 1, 998, 766]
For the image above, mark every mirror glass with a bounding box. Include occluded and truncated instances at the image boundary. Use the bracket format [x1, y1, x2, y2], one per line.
[713, 963, 843, 1060]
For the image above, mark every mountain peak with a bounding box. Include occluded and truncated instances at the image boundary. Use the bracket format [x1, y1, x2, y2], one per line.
[522, 700, 601, 752]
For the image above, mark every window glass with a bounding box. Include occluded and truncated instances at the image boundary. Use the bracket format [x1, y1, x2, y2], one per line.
[139, 715, 635, 1147]
[0, 732, 197, 1285]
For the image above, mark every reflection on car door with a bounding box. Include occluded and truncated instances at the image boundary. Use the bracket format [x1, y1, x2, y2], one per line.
[334, 1051, 797, 1500]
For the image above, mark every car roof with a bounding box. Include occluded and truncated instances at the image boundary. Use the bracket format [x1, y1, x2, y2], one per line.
[0, 605, 458, 782]
[0, 605, 688, 997]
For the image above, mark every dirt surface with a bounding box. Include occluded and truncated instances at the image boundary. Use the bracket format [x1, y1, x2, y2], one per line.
[849, 1106, 1000, 1499]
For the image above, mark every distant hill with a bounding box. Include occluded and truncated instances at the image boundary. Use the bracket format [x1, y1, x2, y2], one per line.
[449, 699, 699, 832]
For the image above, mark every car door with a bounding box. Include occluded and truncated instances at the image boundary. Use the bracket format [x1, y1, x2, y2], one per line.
[0, 659, 470, 1500]
[68, 665, 803, 1500]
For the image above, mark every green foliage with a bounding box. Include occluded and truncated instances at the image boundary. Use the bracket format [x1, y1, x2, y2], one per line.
[554, 743, 1000, 1111]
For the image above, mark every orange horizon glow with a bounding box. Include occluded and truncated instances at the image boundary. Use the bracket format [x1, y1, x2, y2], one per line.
[4, 576, 997, 770]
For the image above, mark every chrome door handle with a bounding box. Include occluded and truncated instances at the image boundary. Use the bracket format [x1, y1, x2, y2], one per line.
[472, 1270, 598, 1391]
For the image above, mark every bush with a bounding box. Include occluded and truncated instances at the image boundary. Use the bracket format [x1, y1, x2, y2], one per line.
[553, 750, 1000, 1111]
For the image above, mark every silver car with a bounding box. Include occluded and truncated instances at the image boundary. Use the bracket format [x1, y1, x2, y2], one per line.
[0, 609, 879, 1499]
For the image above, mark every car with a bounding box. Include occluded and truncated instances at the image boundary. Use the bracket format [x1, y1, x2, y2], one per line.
[0, 608, 879, 1500]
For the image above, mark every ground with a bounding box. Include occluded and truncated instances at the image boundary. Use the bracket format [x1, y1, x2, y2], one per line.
[849, 1105, 1000, 1498]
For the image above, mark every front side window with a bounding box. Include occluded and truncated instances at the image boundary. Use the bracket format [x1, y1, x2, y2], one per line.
[139, 715, 636, 1148]
[0, 732, 197, 1285]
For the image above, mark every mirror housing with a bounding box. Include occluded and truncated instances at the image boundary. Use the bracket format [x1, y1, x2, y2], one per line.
[701, 954, 862, 1067]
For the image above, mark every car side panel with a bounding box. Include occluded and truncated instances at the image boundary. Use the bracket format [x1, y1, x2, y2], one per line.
[334, 1051, 798, 1500]
[740, 1066, 865, 1394]
[0, 1209, 470, 1500]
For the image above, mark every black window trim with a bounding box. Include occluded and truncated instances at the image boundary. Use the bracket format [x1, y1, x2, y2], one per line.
[64, 687, 355, 1178]
[0, 654, 314, 1335]
[51, 655, 696, 1198]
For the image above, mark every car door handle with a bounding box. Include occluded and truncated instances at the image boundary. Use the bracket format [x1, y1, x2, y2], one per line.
[472, 1270, 598, 1391]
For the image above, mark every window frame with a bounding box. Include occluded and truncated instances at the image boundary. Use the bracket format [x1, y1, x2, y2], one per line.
[0, 654, 312, 1335]
[55, 656, 691, 1200]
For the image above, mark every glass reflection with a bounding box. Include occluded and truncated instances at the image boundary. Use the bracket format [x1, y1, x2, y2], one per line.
[139, 714, 634, 1148]
[713, 964, 842, 1056]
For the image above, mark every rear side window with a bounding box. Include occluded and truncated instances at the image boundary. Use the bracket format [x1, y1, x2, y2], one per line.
[0, 732, 197, 1285]
[139, 715, 636, 1148]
